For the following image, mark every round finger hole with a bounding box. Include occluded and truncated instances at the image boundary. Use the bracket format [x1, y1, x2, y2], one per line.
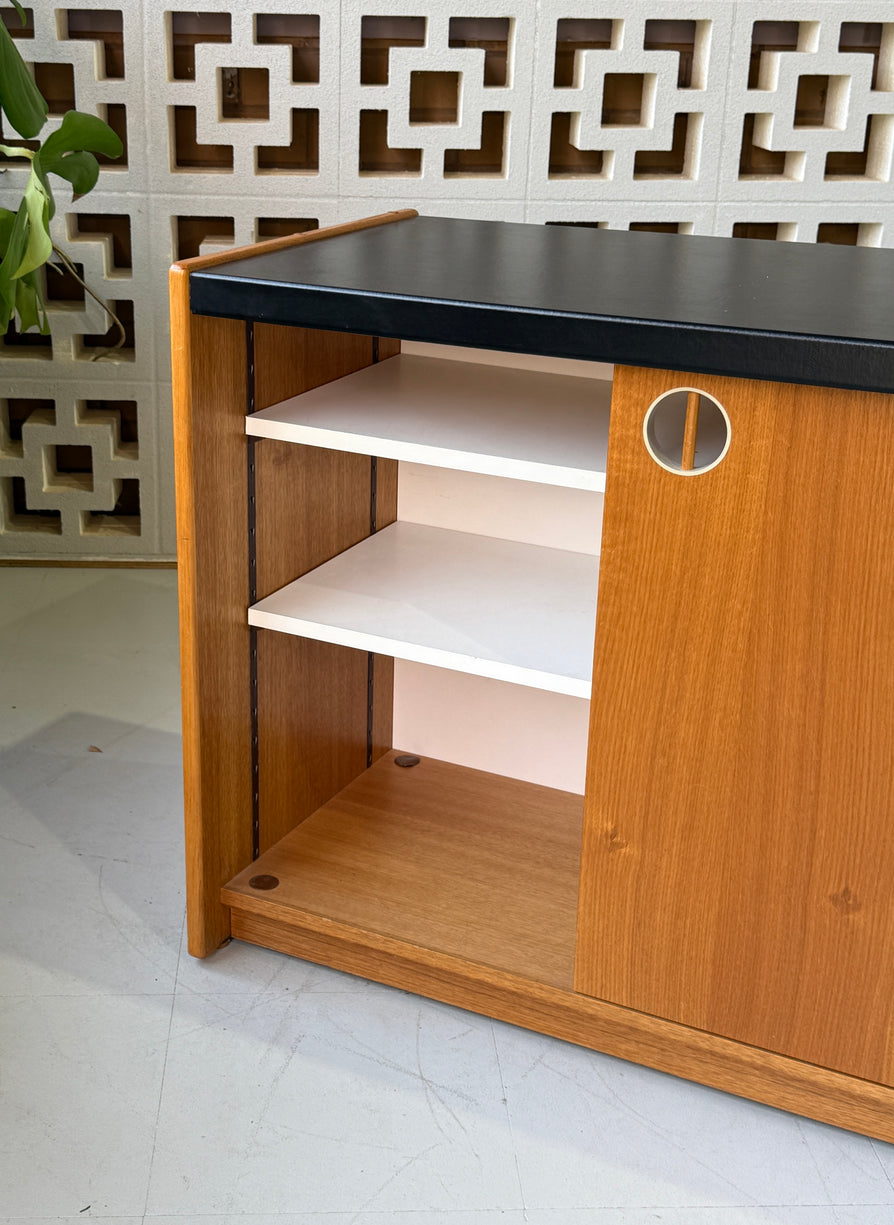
[643, 388, 731, 475]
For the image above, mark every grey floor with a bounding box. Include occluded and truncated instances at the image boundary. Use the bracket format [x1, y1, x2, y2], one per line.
[2, 566, 894, 1225]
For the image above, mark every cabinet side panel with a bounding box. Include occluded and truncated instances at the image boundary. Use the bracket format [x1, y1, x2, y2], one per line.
[253, 326, 398, 852]
[171, 269, 252, 956]
[256, 632, 370, 851]
[254, 325, 376, 418]
[576, 365, 894, 1085]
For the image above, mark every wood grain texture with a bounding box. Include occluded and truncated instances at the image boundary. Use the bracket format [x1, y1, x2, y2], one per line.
[252, 326, 399, 853]
[256, 634, 370, 853]
[171, 209, 417, 274]
[224, 752, 584, 987]
[577, 365, 894, 1084]
[228, 907, 894, 1144]
[253, 324, 376, 422]
[171, 267, 252, 956]
[377, 336, 402, 365]
[681, 390, 700, 470]
[172, 220, 411, 954]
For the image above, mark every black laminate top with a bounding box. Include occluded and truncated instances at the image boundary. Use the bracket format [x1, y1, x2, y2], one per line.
[189, 215, 894, 393]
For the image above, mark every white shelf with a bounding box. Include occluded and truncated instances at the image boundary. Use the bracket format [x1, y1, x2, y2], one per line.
[246, 354, 611, 491]
[249, 522, 599, 697]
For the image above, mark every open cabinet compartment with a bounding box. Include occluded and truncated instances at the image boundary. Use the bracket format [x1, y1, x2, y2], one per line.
[225, 335, 610, 991]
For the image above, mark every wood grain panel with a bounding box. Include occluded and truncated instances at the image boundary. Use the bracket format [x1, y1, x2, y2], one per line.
[377, 336, 402, 364]
[255, 441, 371, 853]
[253, 324, 376, 421]
[172, 209, 417, 274]
[254, 441, 373, 597]
[225, 752, 583, 987]
[252, 328, 400, 852]
[256, 634, 371, 853]
[228, 907, 894, 1144]
[171, 267, 252, 956]
[681, 390, 700, 470]
[576, 365, 894, 1084]
[171, 214, 411, 956]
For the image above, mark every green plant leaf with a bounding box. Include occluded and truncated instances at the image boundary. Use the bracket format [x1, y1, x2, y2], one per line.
[15, 268, 48, 333]
[0, 17, 48, 138]
[0, 266, 13, 329]
[41, 109, 123, 161]
[19, 170, 52, 274]
[9, 1, 28, 24]
[0, 196, 29, 282]
[0, 200, 48, 333]
[8, 163, 52, 276]
[43, 148, 100, 195]
[0, 206, 15, 246]
[0, 27, 121, 336]
[14, 280, 39, 330]
[0, 199, 28, 331]
[30, 149, 56, 219]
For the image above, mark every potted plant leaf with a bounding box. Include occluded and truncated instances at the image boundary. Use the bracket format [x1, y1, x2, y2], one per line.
[0, 0, 123, 338]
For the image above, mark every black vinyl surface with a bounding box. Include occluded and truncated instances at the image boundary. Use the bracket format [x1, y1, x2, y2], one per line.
[189, 216, 894, 393]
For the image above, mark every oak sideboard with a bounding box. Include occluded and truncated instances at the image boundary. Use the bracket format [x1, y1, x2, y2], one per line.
[171, 210, 894, 1140]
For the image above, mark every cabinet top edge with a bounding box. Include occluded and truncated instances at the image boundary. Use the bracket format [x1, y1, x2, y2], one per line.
[185, 216, 894, 394]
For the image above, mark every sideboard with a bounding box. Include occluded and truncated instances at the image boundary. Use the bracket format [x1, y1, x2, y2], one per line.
[170, 210, 894, 1140]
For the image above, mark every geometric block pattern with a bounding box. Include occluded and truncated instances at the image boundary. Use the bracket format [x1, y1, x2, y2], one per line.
[529, 3, 731, 201]
[157, 3, 339, 190]
[722, 4, 894, 198]
[0, 0, 892, 559]
[0, 390, 147, 553]
[339, 0, 534, 198]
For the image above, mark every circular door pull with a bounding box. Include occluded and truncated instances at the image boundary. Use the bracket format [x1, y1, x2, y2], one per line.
[643, 387, 731, 475]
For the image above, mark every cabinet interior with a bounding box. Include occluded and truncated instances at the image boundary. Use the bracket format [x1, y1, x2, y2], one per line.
[224, 338, 611, 984]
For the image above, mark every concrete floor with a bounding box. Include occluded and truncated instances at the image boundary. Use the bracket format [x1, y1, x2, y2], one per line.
[2, 566, 894, 1224]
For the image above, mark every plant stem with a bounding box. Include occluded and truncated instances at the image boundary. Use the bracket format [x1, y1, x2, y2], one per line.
[49, 243, 126, 360]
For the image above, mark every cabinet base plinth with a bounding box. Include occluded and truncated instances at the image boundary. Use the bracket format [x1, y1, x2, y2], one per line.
[228, 906, 894, 1145]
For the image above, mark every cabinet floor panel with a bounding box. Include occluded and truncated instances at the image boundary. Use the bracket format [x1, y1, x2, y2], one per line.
[223, 751, 583, 990]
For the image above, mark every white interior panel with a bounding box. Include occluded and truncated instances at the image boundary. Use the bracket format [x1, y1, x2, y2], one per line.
[392, 659, 591, 794]
[401, 340, 615, 383]
[399, 464, 604, 554]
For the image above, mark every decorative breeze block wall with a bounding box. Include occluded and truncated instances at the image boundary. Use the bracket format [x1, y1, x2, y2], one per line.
[1, 0, 892, 560]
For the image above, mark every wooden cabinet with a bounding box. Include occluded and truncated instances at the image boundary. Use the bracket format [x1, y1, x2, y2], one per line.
[171, 210, 894, 1141]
